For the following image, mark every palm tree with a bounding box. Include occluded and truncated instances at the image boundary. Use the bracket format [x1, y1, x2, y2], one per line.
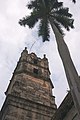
[19, 0, 80, 118]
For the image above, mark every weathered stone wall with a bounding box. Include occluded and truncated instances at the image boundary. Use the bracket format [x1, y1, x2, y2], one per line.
[7, 73, 56, 107]
[0, 95, 56, 120]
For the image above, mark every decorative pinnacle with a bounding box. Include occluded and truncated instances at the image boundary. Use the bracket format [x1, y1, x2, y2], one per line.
[43, 54, 48, 61]
[24, 47, 28, 53]
[25, 47, 27, 50]
[44, 54, 46, 58]
[22, 47, 28, 54]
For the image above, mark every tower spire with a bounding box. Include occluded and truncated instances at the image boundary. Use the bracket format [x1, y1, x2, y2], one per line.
[0, 49, 57, 120]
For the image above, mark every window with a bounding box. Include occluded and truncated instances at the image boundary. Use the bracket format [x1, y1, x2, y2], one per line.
[33, 68, 38, 74]
[34, 59, 38, 64]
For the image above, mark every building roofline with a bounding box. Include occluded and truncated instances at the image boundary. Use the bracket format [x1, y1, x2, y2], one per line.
[52, 91, 74, 120]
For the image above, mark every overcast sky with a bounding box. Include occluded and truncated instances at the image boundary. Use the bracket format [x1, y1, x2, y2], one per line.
[0, 0, 80, 109]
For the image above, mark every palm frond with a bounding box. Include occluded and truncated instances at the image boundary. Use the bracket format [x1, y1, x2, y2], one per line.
[27, 0, 42, 10]
[38, 18, 50, 42]
[54, 15, 74, 31]
[27, 0, 38, 9]
[54, 7, 72, 17]
[51, 1, 63, 10]
[19, 10, 39, 28]
[27, 0, 45, 11]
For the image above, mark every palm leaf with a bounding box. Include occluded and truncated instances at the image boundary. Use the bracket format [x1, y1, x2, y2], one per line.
[27, 0, 38, 9]
[51, 1, 63, 9]
[54, 8, 72, 17]
[27, 0, 42, 10]
[19, 10, 39, 28]
[38, 18, 50, 42]
[54, 15, 74, 31]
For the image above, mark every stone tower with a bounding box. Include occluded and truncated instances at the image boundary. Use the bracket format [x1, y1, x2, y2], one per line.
[0, 48, 57, 120]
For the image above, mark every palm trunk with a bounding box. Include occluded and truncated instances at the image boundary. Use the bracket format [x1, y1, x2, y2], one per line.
[49, 18, 80, 119]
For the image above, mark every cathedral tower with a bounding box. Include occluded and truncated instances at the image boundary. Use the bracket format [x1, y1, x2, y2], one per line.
[0, 48, 57, 120]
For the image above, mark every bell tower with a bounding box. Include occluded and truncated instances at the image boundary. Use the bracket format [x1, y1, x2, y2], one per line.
[0, 48, 57, 120]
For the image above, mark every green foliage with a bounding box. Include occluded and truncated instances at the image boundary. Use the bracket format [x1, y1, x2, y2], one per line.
[19, 0, 74, 42]
[38, 18, 50, 42]
[19, 10, 39, 28]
